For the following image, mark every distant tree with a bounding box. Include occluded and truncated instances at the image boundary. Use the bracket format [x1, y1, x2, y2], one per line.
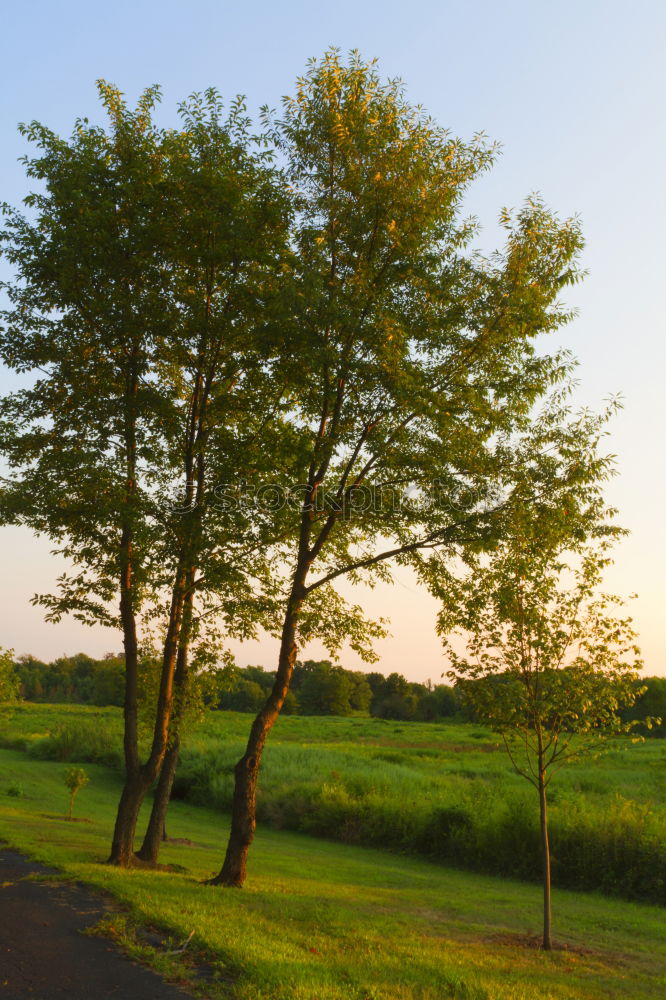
[0, 649, 19, 702]
[365, 673, 385, 699]
[440, 538, 645, 950]
[371, 672, 418, 719]
[347, 672, 373, 713]
[224, 679, 268, 713]
[13, 655, 46, 700]
[415, 684, 459, 721]
[243, 666, 277, 693]
[298, 661, 353, 716]
[91, 656, 125, 707]
[622, 677, 666, 737]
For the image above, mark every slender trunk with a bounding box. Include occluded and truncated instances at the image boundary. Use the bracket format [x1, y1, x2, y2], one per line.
[108, 563, 188, 864]
[109, 356, 143, 866]
[126, 353, 204, 865]
[136, 568, 195, 864]
[209, 587, 304, 887]
[538, 767, 552, 950]
[136, 737, 180, 863]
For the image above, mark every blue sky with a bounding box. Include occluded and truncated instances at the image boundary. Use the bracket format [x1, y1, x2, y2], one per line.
[1, 0, 664, 678]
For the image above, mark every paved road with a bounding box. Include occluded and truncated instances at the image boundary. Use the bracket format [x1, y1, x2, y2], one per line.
[0, 849, 193, 999]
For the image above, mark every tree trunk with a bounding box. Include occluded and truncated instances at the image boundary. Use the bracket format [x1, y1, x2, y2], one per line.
[108, 773, 152, 866]
[538, 770, 552, 950]
[208, 589, 304, 887]
[108, 359, 146, 867]
[136, 571, 195, 865]
[209, 453, 321, 888]
[136, 737, 180, 863]
[108, 576, 186, 865]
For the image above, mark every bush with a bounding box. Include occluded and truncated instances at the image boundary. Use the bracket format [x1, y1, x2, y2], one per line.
[63, 766, 89, 818]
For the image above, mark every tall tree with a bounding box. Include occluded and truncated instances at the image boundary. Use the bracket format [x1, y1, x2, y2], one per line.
[209, 50, 590, 887]
[439, 530, 645, 950]
[0, 84, 290, 866]
[1, 85, 174, 865]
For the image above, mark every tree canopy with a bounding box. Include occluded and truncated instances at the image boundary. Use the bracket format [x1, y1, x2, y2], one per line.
[0, 50, 632, 880]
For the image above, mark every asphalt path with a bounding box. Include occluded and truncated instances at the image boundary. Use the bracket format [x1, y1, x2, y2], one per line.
[0, 848, 194, 1000]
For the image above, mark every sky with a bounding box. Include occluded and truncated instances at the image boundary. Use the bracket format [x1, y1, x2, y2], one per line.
[0, 0, 664, 680]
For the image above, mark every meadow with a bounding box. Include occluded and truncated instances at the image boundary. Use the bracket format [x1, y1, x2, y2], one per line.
[1, 746, 666, 1000]
[1, 704, 664, 903]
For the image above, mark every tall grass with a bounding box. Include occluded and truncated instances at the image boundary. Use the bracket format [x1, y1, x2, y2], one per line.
[2, 703, 664, 903]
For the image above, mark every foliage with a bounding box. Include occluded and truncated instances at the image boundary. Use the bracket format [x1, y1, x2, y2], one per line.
[439, 541, 645, 782]
[14, 652, 125, 705]
[0, 648, 20, 702]
[623, 676, 666, 737]
[217, 661, 457, 720]
[0, 77, 295, 861]
[257, 48, 595, 645]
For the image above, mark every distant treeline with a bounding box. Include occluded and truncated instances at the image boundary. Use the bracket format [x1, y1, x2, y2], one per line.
[9, 653, 666, 733]
[220, 661, 461, 722]
[14, 653, 126, 706]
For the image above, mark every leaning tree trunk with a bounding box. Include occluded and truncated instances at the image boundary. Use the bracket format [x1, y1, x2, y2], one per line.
[109, 771, 154, 866]
[538, 766, 552, 950]
[136, 568, 195, 865]
[208, 590, 304, 887]
[136, 737, 180, 863]
[108, 500, 144, 865]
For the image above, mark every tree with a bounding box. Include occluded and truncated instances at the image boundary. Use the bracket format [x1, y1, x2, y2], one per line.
[622, 677, 666, 737]
[347, 671, 373, 713]
[209, 49, 591, 887]
[0, 649, 19, 702]
[135, 650, 236, 863]
[297, 660, 353, 715]
[414, 684, 459, 721]
[223, 678, 268, 713]
[370, 672, 417, 719]
[63, 766, 89, 819]
[0, 83, 290, 866]
[439, 534, 645, 950]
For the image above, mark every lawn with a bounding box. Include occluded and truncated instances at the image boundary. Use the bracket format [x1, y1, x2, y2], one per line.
[1, 746, 666, 1000]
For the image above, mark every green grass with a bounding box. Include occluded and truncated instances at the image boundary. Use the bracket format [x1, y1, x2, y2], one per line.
[2, 704, 665, 903]
[1, 747, 665, 1000]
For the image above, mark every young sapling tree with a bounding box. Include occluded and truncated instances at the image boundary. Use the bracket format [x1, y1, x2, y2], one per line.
[64, 766, 89, 820]
[439, 534, 645, 950]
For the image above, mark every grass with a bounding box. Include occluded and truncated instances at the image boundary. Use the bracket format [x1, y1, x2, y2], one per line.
[1, 747, 666, 999]
[3, 704, 664, 902]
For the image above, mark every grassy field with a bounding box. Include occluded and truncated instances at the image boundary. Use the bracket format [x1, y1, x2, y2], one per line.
[1, 746, 666, 1000]
[2, 703, 664, 902]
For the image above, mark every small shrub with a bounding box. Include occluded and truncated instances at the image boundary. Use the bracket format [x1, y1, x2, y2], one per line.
[63, 766, 89, 818]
